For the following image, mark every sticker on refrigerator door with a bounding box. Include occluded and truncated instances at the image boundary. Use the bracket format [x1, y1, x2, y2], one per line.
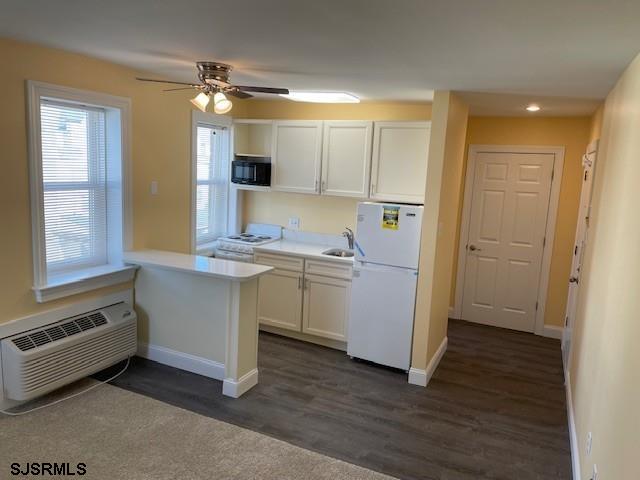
[382, 206, 400, 230]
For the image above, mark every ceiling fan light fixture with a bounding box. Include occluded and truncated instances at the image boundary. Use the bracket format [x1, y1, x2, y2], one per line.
[213, 91, 233, 114]
[190, 92, 210, 112]
[280, 91, 360, 104]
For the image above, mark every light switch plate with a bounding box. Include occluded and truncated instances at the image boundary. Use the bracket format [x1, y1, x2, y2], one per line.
[150, 181, 159, 195]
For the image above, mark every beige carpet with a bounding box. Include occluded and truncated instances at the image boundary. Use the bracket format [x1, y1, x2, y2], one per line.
[1, 382, 394, 480]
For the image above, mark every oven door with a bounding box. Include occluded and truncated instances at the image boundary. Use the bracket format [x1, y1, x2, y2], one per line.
[214, 250, 254, 263]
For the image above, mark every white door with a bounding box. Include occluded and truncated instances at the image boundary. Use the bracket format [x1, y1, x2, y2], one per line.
[347, 263, 418, 370]
[321, 121, 373, 198]
[461, 151, 554, 332]
[354, 202, 423, 269]
[562, 142, 598, 367]
[271, 120, 323, 194]
[257, 269, 303, 331]
[370, 121, 431, 204]
[302, 273, 351, 341]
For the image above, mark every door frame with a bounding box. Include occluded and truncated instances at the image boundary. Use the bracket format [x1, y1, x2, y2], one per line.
[562, 139, 599, 365]
[452, 144, 565, 337]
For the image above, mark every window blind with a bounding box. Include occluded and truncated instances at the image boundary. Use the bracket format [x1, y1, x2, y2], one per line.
[40, 100, 107, 274]
[196, 125, 228, 245]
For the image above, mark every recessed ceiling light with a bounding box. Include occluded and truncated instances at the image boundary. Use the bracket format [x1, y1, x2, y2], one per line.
[280, 91, 360, 104]
[526, 104, 541, 112]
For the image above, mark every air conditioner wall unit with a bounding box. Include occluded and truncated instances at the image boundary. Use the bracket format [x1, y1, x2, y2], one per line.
[1, 302, 137, 401]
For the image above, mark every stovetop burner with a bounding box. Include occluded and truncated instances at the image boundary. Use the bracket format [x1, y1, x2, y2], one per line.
[221, 233, 274, 244]
[217, 224, 281, 252]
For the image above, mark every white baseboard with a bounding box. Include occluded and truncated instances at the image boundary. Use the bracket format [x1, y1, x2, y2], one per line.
[542, 325, 564, 340]
[137, 343, 225, 380]
[408, 336, 448, 387]
[565, 371, 581, 480]
[223, 368, 258, 398]
[408, 368, 428, 386]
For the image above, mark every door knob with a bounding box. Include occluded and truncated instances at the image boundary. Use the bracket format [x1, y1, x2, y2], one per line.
[468, 244, 481, 252]
[569, 276, 579, 284]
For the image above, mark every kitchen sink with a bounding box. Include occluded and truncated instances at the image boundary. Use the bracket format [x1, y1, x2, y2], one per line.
[322, 248, 354, 258]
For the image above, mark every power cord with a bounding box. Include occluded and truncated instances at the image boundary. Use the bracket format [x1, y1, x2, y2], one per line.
[0, 357, 131, 417]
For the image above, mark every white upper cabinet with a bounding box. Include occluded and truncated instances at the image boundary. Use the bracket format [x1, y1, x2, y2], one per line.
[271, 120, 323, 194]
[320, 121, 373, 198]
[370, 121, 431, 204]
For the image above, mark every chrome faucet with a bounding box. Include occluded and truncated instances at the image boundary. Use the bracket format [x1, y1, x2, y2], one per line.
[343, 227, 354, 250]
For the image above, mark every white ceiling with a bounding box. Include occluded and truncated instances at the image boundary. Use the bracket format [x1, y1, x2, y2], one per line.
[2, 0, 639, 115]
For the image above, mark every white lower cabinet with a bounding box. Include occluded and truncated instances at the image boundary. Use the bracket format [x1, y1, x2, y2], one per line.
[255, 253, 352, 346]
[302, 274, 351, 342]
[257, 268, 303, 332]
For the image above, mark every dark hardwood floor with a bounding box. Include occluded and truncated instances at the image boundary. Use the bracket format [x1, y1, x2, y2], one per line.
[97, 320, 571, 480]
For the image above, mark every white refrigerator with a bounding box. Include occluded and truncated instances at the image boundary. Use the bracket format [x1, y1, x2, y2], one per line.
[347, 202, 423, 371]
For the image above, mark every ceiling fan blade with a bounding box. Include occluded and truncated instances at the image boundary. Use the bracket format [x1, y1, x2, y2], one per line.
[225, 88, 253, 99]
[163, 87, 198, 92]
[136, 77, 200, 87]
[235, 86, 290, 95]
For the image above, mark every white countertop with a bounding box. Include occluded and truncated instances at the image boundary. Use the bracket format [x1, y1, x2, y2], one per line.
[253, 240, 354, 265]
[124, 250, 273, 281]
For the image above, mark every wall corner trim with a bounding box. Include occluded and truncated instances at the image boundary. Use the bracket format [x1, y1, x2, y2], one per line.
[223, 368, 259, 398]
[408, 336, 448, 387]
[137, 343, 225, 380]
[542, 325, 564, 340]
[565, 371, 581, 480]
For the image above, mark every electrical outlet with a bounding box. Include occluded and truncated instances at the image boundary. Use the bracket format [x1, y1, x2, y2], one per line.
[586, 432, 593, 456]
[591, 464, 598, 480]
[288, 217, 300, 230]
[150, 181, 159, 195]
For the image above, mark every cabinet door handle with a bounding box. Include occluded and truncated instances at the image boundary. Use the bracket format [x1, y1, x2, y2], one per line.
[371, 183, 376, 195]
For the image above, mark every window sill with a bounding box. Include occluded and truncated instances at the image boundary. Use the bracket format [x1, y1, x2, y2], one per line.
[33, 264, 138, 303]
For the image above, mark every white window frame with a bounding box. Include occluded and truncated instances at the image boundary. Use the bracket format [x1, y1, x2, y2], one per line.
[190, 110, 237, 254]
[27, 81, 135, 302]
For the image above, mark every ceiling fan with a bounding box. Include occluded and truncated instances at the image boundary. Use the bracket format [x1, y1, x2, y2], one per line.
[136, 61, 290, 114]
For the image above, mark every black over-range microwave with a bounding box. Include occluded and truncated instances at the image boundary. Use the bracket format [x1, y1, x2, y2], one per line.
[231, 155, 271, 186]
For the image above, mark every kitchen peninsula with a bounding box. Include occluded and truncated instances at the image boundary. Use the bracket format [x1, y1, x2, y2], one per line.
[123, 250, 273, 398]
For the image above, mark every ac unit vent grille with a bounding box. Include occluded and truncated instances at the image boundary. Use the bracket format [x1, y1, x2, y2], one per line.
[89, 312, 108, 326]
[29, 330, 50, 347]
[12, 336, 36, 351]
[61, 321, 81, 336]
[44, 326, 66, 342]
[11, 312, 109, 352]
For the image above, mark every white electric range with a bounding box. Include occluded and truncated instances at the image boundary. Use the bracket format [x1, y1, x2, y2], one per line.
[215, 223, 282, 263]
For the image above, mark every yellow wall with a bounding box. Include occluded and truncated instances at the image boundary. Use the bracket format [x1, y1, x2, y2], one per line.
[412, 91, 469, 371]
[241, 100, 432, 234]
[450, 116, 591, 327]
[0, 37, 219, 324]
[569, 52, 640, 479]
